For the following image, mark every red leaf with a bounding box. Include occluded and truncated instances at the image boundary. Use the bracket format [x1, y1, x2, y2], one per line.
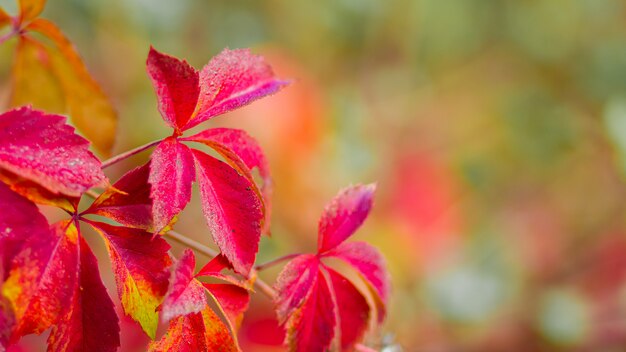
[183, 128, 272, 234]
[193, 150, 263, 275]
[196, 254, 245, 288]
[146, 47, 199, 132]
[183, 48, 289, 131]
[324, 242, 389, 322]
[47, 236, 120, 352]
[149, 138, 195, 233]
[274, 254, 319, 324]
[318, 184, 376, 253]
[326, 268, 370, 351]
[2, 221, 78, 339]
[284, 270, 336, 352]
[0, 107, 105, 197]
[0, 168, 79, 212]
[148, 308, 237, 352]
[87, 221, 172, 339]
[161, 250, 205, 323]
[86, 164, 153, 230]
[0, 182, 49, 280]
[202, 283, 249, 331]
[0, 294, 14, 349]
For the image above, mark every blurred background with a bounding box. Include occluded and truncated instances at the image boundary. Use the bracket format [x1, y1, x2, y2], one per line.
[3, 0, 626, 351]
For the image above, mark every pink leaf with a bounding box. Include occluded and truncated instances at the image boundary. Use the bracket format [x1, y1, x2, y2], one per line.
[161, 249, 205, 323]
[324, 241, 389, 322]
[183, 127, 272, 234]
[47, 236, 120, 352]
[149, 138, 195, 233]
[326, 268, 370, 351]
[202, 283, 249, 331]
[87, 221, 172, 338]
[192, 150, 263, 275]
[274, 254, 319, 324]
[0, 107, 105, 197]
[183, 48, 289, 131]
[146, 47, 200, 132]
[318, 184, 376, 253]
[86, 164, 153, 230]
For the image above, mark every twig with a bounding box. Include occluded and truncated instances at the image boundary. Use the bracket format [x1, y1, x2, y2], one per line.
[256, 253, 301, 272]
[101, 139, 162, 169]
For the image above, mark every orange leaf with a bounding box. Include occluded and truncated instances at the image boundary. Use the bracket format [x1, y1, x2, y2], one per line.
[18, 0, 46, 23]
[0, 7, 11, 29]
[24, 19, 117, 156]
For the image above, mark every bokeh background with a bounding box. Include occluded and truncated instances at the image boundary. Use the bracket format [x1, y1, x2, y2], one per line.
[3, 0, 626, 351]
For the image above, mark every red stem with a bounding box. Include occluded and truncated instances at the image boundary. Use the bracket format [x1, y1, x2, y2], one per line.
[101, 139, 162, 169]
[255, 253, 302, 272]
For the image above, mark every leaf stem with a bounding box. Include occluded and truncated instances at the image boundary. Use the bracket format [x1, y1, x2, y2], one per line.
[163, 230, 277, 299]
[255, 253, 301, 272]
[101, 139, 162, 169]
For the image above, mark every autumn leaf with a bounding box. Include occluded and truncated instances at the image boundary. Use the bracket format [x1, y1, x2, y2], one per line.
[155, 250, 246, 351]
[0, 7, 11, 29]
[145, 47, 286, 274]
[87, 221, 172, 339]
[47, 235, 120, 352]
[18, 0, 46, 23]
[85, 164, 153, 230]
[274, 184, 390, 351]
[0, 107, 106, 197]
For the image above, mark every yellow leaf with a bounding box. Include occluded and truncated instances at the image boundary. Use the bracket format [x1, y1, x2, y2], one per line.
[19, 0, 46, 23]
[26, 19, 117, 156]
[11, 36, 65, 113]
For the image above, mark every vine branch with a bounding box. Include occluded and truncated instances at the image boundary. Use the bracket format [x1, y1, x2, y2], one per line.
[101, 139, 162, 169]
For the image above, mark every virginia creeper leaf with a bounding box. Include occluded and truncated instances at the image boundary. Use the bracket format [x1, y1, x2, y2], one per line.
[0, 7, 11, 29]
[202, 283, 249, 331]
[0, 168, 78, 212]
[318, 184, 376, 253]
[184, 48, 289, 131]
[192, 150, 263, 275]
[86, 164, 153, 230]
[0, 107, 106, 197]
[0, 182, 49, 281]
[149, 138, 195, 234]
[327, 268, 370, 351]
[0, 295, 14, 350]
[274, 254, 319, 325]
[47, 236, 120, 352]
[87, 221, 172, 339]
[24, 19, 118, 155]
[324, 241, 389, 322]
[285, 269, 336, 352]
[146, 47, 199, 132]
[18, 0, 46, 23]
[2, 221, 78, 339]
[196, 254, 246, 288]
[161, 249, 205, 324]
[183, 128, 272, 234]
[149, 308, 237, 352]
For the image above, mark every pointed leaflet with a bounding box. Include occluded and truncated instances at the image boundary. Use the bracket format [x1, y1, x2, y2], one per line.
[0, 7, 10, 29]
[2, 221, 78, 339]
[149, 308, 237, 352]
[0, 168, 78, 212]
[161, 250, 205, 323]
[193, 150, 263, 275]
[183, 128, 272, 233]
[11, 36, 66, 114]
[87, 221, 171, 339]
[19, 0, 46, 23]
[0, 182, 49, 280]
[286, 270, 336, 352]
[149, 138, 195, 233]
[327, 268, 370, 351]
[318, 184, 376, 253]
[183, 48, 289, 131]
[0, 107, 105, 197]
[274, 254, 319, 324]
[86, 164, 153, 230]
[146, 47, 199, 131]
[325, 242, 389, 322]
[47, 236, 120, 352]
[23, 19, 117, 155]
